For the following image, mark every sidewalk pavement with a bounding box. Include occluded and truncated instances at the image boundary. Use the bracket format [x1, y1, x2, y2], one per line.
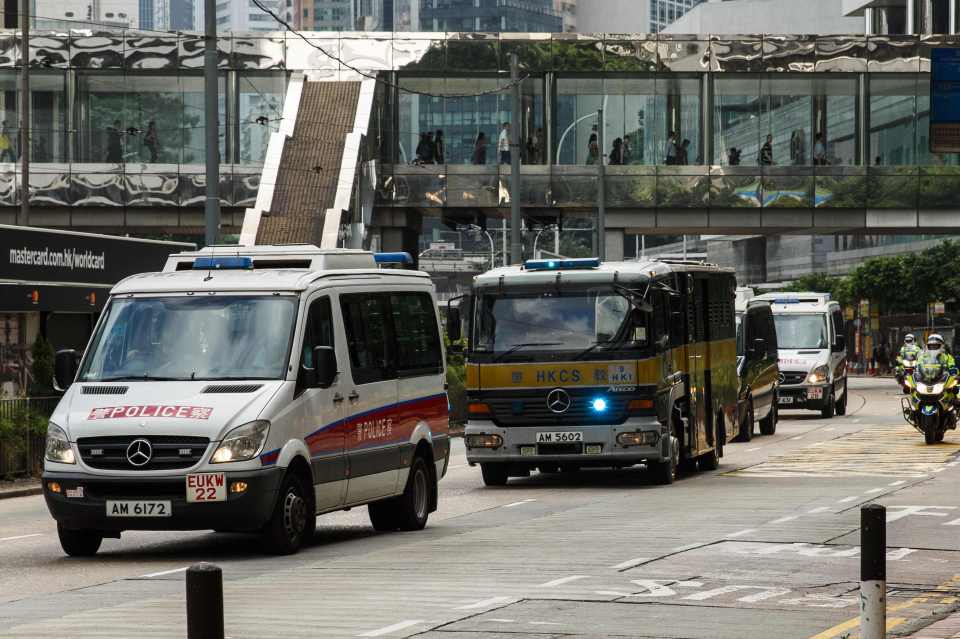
[0, 478, 41, 500]
[904, 612, 960, 638]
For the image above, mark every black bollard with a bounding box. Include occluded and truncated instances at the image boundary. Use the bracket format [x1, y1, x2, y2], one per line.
[186, 563, 224, 639]
[860, 504, 886, 639]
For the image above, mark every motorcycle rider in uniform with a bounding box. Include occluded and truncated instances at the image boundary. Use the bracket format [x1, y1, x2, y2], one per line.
[916, 334, 958, 406]
[896, 334, 922, 386]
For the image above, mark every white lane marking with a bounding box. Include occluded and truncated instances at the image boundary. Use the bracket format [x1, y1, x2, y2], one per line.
[824, 427, 836, 432]
[726, 528, 756, 539]
[771, 515, 798, 524]
[537, 575, 589, 588]
[885, 505, 957, 523]
[529, 622, 562, 626]
[676, 580, 704, 588]
[596, 590, 632, 597]
[811, 442, 825, 447]
[790, 436, 803, 440]
[746, 447, 761, 452]
[610, 557, 650, 570]
[838, 496, 859, 503]
[0, 533, 43, 543]
[852, 419, 861, 423]
[357, 620, 423, 637]
[807, 507, 831, 514]
[945, 518, 960, 526]
[889, 480, 906, 486]
[455, 596, 515, 610]
[886, 548, 918, 561]
[671, 542, 702, 552]
[140, 566, 188, 579]
[864, 488, 884, 494]
[932, 468, 947, 473]
[502, 499, 535, 508]
[488, 619, 515, 623]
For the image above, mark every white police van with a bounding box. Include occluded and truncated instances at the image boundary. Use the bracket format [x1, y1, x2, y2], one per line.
[753, 292, 848, 418]
[43, 246, 450, 556]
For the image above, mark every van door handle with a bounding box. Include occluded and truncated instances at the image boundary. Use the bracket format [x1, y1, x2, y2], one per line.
[348, 390, 360, 403]
[332, 393, 344, 404]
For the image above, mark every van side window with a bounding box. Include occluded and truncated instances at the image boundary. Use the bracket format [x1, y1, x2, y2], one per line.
[390, 292, 442, 376]
[831, 309, 844, 345]
[766, 311, 778, 357]
[341, 293, 395, 385]
[297, 297, 333, 394]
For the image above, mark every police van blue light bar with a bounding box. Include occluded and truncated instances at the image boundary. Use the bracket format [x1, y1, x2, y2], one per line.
[374, 252, 413, 265]
[524, 258, 601, 271]
[192, 256, 253, 270]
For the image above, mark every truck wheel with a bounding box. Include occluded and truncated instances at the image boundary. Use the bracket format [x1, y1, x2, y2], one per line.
[262, 473, 310, 555]
[368, 456, 432, 532]
[820, 390, 835, 419]
[759, 399, 777, 436]
[835, 380, 848, 416]
[650, 436, 677, 485]
[480, 463, 509, 486]
[699, 419, 722, 471]
[57, 524, 102, 557]
[740, 400, 754, 442]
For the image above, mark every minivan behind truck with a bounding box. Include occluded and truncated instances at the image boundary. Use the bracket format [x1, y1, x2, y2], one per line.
[43, 246, 449, 556]
[753, 292, 848, 418]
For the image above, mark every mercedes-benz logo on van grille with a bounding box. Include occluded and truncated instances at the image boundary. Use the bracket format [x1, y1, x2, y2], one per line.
[126, 439, 153, 467]
[547, 388, 571, 414]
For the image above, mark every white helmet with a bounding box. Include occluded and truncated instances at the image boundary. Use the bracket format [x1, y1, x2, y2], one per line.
[904, 333, 915, 344]
[927, 333, 945, 351]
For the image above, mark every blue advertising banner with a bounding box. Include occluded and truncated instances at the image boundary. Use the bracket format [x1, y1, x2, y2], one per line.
[930, 48, 960, 152]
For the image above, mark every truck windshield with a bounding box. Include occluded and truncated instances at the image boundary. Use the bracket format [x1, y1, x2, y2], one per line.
[473, 288, 648, 359]
[774, 313, 829, 350]
[79, 295, 298, 382]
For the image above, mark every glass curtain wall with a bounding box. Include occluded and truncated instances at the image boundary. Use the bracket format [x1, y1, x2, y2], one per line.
[397, 76, 541, 166]
[77, 73, 227, 165]
[715, 74, 859, 166]
[0, 71, 68, 164]
[870, 74, 918, 166]
[238, 74, 286, 166]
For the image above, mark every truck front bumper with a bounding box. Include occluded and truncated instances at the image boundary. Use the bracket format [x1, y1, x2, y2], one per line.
[463, 418, 667, 466]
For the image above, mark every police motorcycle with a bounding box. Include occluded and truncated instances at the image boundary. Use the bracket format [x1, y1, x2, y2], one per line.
[895, 334, 920, 393]
[901, 353, 958, 445]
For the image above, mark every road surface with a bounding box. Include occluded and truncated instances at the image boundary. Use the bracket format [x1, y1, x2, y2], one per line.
[1, 377, 959, 638]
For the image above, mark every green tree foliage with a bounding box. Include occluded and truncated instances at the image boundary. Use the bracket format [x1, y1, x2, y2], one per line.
[28, 335, 54, 397]
[784, 240, 960, 315]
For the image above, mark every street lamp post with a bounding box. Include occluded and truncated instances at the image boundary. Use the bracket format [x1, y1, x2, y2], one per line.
[533, 225, 558, 259]
[463, 224, 496, 270]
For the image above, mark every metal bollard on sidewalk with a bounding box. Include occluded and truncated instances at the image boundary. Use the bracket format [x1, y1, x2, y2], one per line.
[186, 563, 225, 639]
[860, 504, 886, 639]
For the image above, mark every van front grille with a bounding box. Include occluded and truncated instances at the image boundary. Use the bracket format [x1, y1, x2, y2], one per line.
[77, 436, 210, 470]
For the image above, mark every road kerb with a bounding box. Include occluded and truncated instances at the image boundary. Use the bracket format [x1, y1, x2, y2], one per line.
[0, 484, 42, 500]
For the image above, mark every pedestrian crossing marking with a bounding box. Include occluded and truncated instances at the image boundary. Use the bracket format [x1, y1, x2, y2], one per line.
[727, 425, 960, 478]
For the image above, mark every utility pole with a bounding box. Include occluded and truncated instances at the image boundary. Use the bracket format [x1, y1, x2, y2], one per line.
[17, 0, 28, 226]
[509, 53, 522, 265]
[204, 0, 220, 246]
[597, 108, 606, 260]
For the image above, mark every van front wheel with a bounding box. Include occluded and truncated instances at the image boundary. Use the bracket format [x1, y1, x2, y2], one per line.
[262, 473, 310, 555]
[57, 524, 102, 557]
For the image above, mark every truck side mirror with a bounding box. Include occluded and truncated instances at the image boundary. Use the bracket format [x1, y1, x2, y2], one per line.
[833, 335, 846, 353]
[446, 306, 462, 342]
[314, 346, 338, 388]
[53, 349, 80, 392]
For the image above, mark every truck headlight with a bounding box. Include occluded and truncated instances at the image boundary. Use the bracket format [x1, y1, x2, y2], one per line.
[45, 423, 75, 464]
[465, 434, 503, 449]
[211, 421, 270, 463]
[807, 365, 830, 384]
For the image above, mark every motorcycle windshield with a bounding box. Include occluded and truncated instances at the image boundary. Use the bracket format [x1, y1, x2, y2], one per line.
[917, 364, 945, 384]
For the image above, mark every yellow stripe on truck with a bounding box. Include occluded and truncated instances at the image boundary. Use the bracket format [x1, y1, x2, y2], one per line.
[465, 338, 737, 391]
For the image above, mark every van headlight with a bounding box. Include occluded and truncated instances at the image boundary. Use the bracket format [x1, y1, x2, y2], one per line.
[807, 365, 830, 385]
[211, 421, 270, 463]
[45, 423, 75, 464]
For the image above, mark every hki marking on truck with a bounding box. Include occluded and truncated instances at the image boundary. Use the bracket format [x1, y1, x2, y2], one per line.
[88, 405, 214, 420]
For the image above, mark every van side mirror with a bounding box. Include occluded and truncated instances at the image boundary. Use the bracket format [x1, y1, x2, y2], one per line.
[833, 335, 846, 353]
[54, 349, 80, 392]
[446, 306, 462, 342]
[748, 337, 765, 359]
[314, 346, 338, 388]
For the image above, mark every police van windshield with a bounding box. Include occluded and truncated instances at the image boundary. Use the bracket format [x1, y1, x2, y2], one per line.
[473, 288, 648, 359]
[79, 295, 298, 382]
[774, 313, 829, 350]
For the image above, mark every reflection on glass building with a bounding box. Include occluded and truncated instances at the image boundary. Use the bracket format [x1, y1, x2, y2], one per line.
[2, 30, 960, 291]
